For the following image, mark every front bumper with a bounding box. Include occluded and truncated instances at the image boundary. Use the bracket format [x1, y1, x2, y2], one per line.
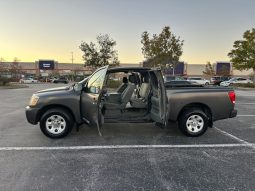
[25, 106, 40, 125]
[230, 109, 237, 118]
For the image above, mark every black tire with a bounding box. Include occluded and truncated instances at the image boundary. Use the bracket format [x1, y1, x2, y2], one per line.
[205, 82, 209, 86]
[40, 108, 74, 138]
[178, 108, 209, 137]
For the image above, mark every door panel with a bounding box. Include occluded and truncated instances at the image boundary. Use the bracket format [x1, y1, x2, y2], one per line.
[149, 70, 168, 125]
[81, 66, 108, 128]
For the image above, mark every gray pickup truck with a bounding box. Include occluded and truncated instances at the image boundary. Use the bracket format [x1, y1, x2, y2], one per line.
[26, 66, 237, 138]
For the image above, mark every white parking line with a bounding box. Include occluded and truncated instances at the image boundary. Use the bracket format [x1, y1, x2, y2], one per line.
[215, 127, 255, 149]
[0, 144, 254, 151]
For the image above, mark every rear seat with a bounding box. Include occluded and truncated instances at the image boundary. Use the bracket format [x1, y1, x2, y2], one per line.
[130, 82, 150, 108]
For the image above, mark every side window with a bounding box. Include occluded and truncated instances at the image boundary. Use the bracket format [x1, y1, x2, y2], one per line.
[104, 72, 125, 92]
[86, 69, 106, 94]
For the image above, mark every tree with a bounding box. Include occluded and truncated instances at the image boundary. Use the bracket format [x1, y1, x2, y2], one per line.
[0, 58, 7, 72]
[203, 62, 215, 77]
[141, 26, 184, 69]
[228, 28, 255, 82]
[9, 57, 22, 79]
[0, 58, 11, 86]
[80, 34, 119, 69]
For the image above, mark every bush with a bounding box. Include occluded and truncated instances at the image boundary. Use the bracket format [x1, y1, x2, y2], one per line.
[0, 77, 11, 86]
[106, 80, 122, 88]
[233, 83, 255, 88]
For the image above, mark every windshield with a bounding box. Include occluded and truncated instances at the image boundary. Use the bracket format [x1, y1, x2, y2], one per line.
[229, 78, 237, 82]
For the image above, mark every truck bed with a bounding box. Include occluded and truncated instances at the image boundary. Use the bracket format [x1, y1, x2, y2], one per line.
[166, 86, 235, 122]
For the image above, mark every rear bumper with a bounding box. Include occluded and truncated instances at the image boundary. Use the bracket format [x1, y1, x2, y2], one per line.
[25, 106, 40, 125]
[230, 109, 237, 118]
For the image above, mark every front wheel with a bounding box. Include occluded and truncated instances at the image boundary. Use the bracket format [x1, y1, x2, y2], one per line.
[40, 108, 74, 138]
[178, 108, 209, 137]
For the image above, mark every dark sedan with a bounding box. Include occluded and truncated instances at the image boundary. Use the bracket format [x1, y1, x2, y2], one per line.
[52, 77, 69, 84]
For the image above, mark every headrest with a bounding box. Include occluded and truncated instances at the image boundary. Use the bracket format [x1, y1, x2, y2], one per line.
[123, 77, 128, 83]
[129, 75, 136, 83]
[142, 75, 149, 83]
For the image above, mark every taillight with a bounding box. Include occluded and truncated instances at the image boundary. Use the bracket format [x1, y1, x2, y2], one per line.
[228, 91, 236, 104]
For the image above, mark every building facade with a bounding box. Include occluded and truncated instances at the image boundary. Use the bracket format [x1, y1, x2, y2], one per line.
[0, 60, 253, 78]
[0, 61, 91, 78]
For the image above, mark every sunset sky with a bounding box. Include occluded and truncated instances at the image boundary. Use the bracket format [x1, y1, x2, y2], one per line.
[0, 0, 255, 64]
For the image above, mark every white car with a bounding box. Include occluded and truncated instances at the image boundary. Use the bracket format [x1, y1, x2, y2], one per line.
[187, 77, 210, 85]
[20, 78, 38, 84]
[220, 77, 253, 87]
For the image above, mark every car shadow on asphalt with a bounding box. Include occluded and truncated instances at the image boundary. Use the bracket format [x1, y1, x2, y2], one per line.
[58, 121, 240, 146]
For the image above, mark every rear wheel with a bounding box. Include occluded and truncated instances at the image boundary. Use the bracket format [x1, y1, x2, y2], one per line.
[178, 108, 209, 137]
[40, 108, 74, 138]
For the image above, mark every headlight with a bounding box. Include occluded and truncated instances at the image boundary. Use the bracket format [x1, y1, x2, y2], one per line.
[29, 94, 39, 106]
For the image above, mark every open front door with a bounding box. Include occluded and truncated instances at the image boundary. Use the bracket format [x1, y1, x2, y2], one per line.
[81, 65, 109, 135]
[149, 70, 168, 127]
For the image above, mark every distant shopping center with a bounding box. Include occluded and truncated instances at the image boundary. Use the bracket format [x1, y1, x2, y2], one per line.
[0, 60, 253, 78]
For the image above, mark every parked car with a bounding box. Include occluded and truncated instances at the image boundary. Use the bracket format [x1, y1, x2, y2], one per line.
[210, 76, 231, 85]
[164, 80, 203, 87]
[19, 78, 38, 83]
[187, 77, 210, 85]
[26, 66, 237, 138]
[220, 77, 253, 87]
[164, 75, 185, 82]
[47, 77, 57, 83]
[52, 77, 69, 84]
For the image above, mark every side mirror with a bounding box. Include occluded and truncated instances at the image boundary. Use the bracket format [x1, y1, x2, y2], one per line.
[73, 83, 83, 92]
[87, 86, 100, 94]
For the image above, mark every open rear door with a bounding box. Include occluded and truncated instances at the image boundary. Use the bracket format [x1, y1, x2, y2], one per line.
[81, 65, 109, 136]
[149, 69, 168, 127]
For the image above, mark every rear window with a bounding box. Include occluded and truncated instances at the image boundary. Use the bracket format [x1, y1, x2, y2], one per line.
[165, 76, 175, 81]
[189, 77, 201, 80]
[212, 77, 220, 80]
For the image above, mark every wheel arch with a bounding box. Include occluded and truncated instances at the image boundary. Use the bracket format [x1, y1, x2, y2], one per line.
[37, 104, 76, 123]
[177, 103, 213, 127]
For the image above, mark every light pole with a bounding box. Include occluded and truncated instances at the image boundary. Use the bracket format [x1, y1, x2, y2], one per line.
[71, 52, 74, 64]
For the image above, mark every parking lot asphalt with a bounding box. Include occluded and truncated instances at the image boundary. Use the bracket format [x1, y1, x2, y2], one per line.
[0, 84, 254, 191]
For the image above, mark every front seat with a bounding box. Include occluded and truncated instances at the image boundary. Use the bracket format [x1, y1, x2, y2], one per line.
[119, 75, 136, 109]
[105, 75, 136, 110]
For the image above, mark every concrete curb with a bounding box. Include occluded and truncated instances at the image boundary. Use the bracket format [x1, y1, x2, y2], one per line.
[0, 84, 29, 89]
[234, 87, 255, 91]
